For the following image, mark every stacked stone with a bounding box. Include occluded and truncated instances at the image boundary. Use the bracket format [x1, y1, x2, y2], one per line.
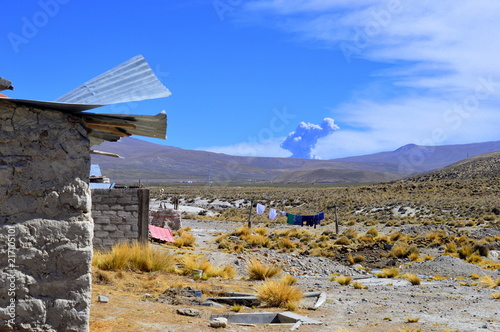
[150, 208, 182, 231]
[91, 189, 141, 250]
[0, 101, 93, 331]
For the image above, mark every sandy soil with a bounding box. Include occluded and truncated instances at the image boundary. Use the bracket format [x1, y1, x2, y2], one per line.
[91, 207, 500, 332]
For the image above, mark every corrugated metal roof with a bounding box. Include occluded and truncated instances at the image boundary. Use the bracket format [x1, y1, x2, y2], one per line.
[90, 183, 116, 189]
[90, 164, 102, 177]
[0, 55, 170, 146]
[56, 55, 171, 105]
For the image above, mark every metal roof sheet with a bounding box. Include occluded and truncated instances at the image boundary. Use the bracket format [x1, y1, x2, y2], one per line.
[56, 55, 171, 105]
[0, 55, 170, 146]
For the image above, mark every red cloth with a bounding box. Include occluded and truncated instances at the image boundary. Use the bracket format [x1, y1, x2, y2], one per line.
[149, 225, 174, 242]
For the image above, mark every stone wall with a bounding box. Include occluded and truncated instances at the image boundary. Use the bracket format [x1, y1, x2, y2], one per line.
[0, 101, 93, 331]
[91, 188, 149, 250]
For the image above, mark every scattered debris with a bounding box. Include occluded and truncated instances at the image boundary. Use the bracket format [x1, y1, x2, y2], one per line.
[176, 308, 201, 317]
[209, 317, 228, 328]
[149, 224, 174, 243]
[98, 295, 109, 303]
[312, 292, 326, 310]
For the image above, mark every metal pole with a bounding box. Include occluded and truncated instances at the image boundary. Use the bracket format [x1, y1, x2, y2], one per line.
[247, 200, 253, 228]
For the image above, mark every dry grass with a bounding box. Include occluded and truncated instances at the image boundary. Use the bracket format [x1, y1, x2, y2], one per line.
[478, 275, 500, 288]
[492, 292, 500, 299]
[92, 242, 176, 272]
[390, 243, 419, 259]
[255, 279, 303, 309]
[334, 275, 353, 286]
[280, 274, 298, 285]
[382, 267, 400, 278]
[406, 317, 420, 323]
[173, 231, 196, 248]
[278, 237, 296, 249]
[353, 281, 368, 289]
[247, 259, 282, 280]
[335, 236, 352, 245]
[178, 256, 236, 279]
[403, 273, 421, 285]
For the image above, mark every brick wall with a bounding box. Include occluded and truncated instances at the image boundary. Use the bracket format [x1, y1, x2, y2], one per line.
[91, 188, 149, 250]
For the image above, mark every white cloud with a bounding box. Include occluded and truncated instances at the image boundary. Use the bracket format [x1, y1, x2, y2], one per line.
[228, 0, 500, 158]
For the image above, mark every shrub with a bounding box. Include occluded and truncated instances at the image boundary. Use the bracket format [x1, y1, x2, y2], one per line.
[390, 244, 419, 259]
[278, 237, 296, 249]
[255, 227, 267, 236]
[352, 254, 366, 263]
[492, 292, 500, 299]
[403, 273, 421, 285]
[444, 242, 457, 253]
[242, 234, 270, 247]
[353, 282, 368, 289]
[280, 274, 298, 286]
[343, 228, 358, 239]
[233, 226, 251, 237]
[247, 259, 282, 280]
[382, 267, 400, 278]
[334, 275, 353, 286]
[479, 275, 500, 289]
[408, 252, 419, 261]
[256, 280, 303, 309]
[458, 244, 474, 259]
[173, 232, 196, 248]
[92, 241, 176, 272]
[365, 227, 379, 237]
[389, 232, 404, 242]
[335, 236, 352, 246]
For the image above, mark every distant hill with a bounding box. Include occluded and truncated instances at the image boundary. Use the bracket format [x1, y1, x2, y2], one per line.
[404, 151, 500, 182]
[334, 141, 500, 174]
[90, 138, 500, 184]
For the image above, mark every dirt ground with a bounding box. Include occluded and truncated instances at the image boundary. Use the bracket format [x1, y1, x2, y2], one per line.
[90, 218, 500, 332]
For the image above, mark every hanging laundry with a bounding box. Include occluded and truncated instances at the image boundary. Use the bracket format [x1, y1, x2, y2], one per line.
[279, 211, 287, 216]
[269, 208, 277, 220]
[256, 203, 266, 215]
[294, 214, 303, 226]
[286, 213, 295, 225]
[312, 212, 325, 228]
[302, 215, 315, 227]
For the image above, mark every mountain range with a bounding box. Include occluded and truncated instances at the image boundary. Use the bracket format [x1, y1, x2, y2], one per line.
[90, 138, 500, 185]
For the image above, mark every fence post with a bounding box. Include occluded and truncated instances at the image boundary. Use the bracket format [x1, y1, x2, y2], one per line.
[137, 188, 150, 243]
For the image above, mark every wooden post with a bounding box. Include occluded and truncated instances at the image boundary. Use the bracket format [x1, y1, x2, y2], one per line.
[137, 188, 150, 243]
[247, 199, 253, 228]
[334, 205, 339, 235]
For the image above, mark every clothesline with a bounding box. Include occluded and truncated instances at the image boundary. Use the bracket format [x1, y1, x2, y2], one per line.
[255, 203, 325, 228]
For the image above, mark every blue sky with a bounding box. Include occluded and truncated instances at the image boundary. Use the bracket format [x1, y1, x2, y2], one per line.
[2, 1, 499, 159]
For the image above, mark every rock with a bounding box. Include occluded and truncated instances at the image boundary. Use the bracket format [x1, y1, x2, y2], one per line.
[98, 295, 109, 303]
[209, 317, 228, 328]
[177, 308, 201, 317]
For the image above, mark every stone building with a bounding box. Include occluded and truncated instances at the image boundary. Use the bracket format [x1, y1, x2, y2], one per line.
[0, 55, 170, 331]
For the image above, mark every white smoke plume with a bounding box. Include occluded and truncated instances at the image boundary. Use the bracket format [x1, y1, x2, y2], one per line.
[281, 118, 339, 159]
